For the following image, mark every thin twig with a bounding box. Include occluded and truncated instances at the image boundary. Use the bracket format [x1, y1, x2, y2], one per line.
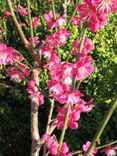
[43, 98, 55, 156]
[27, 0, 35, 48]
[7, 0, 29, 47]
[85, 96, 117, 156]
[59, 104, 70, 149]
[97, 140, 117, 150]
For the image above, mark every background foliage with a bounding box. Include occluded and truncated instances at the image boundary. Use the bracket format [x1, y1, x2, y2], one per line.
[0, 0, 117, 155]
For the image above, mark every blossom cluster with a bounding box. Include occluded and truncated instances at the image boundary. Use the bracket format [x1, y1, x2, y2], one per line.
[43, 134, 72, 156]
[2, 0, 117, 156]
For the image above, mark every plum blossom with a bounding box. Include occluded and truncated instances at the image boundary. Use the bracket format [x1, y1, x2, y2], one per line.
[43, 134, 72, 156]
[27, 80, 44, 106]
[3, 11, 11, 17]
[6, 63, 30, 82]
[32, 17, 40, 28]
[18, 5, 28, 17]
[6, 68, 25, 82]
[54, 105, 80, 130]
[44, 10, 66, 28]
[101, 146, 117, 156]
[92, 0, 117, 13]
[78, 0, 108, 32]
[83, 141, 97, 156]
[72, 16, 81, 27]
[74, 56, 94, 80]
[28, 36, 40, 46]
[0, 43, 14, 65]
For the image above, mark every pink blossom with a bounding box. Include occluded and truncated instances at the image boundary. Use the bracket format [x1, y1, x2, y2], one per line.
[27, 80, 44, 106]
[45, 29, 70, 48]
[17, 63, 30, 77]
[92, 0, 117, 13]
[3, 11, 11, 17]
[74, 56, 94, 80]
[73, 39, 80, 48]
[44, 10, 66, 28]
[0, 43, 14, 65]
[18, 5, 28, 17]
[54, 105, 80, 130]
[6, 68, 25, 82]
[54, 29, 70, 46]
[101, 146, 117, 156]
[6, 63, 30, 82]
[83, 141, 97, 156]
[43, 134, 58, 155]
[82, 38, 95, 55]
[72, 16, 81, 27]
[28, 36, 40, 46]
[19, 22, 27, 28]
[78, 0, 108, 32]
[89, 14, 107, 32]
[78, 0, 96, 20]
[32, 17, 40, 28]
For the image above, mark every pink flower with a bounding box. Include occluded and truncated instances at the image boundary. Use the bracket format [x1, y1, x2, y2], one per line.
[28, 36, 40, 46]
[82, 38, 95, 55]
[72, 16, 81, 27]
[74, 56, 94, 80]
[3, 11, 11, 17]
[54, 105, 80, 130]
[101, 146, 117, 156]
[83, 141, 97, 156]
[32, 17, 40, 28]
[78, 0, 96, 20]
[44, 10, 66, 28]
[54, 29, 70, 46]
[18, 5, 28, 17]
[6, 63, 30, 82]
[43, 134, 58, 155]
[45, 29, 70, 48]
[89, 14, 107, 32]
[0, 43, 14, 65]
[27, 80, 44, 105]
[78, 0, 108, 32]
[19, 22, 27, 28]
[17, 63, 30, 77]
[6, 68, 25, 82]
[92, 0, 117, 13]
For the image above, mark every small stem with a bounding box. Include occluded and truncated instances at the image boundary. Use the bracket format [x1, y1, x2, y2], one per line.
[77, 27, 87, 59]
[66, 0, 80, 29]
[85, 96, 117, 156]
[43, 98, 55, 156]
[27, 0, 35, 48]
[76, 81, 81, 89]
[52, 0, 61, 59]
[97, 140, 117, 150]
[52, 0, 56, 21]
[7, 0, 29, 47]
[59, 104, 70, 148]
[72, 150, 82, 155]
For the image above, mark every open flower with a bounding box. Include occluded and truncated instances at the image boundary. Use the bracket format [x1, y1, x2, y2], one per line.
[101, 146, 117, 156]
[83, 141, 97, 156]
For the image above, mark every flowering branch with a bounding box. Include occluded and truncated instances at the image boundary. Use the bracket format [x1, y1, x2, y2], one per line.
[85, 96, 117, 156]
[7, 0, 29, 47]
